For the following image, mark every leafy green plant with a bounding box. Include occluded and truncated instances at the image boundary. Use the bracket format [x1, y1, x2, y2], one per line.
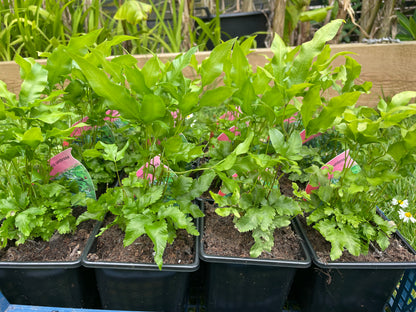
[0, 0, 109, 61]
[65, 36, 245, 268]
[396, 11, 416, 41]
[195, 19, 373, 258]
[305, 91, 416, 260]
[191, 0, 223, 50]
[112, 0, 195, 54]
[0, 52, 91, 247]
[40, 29, 142, 189]
[79, 168, 215, 269]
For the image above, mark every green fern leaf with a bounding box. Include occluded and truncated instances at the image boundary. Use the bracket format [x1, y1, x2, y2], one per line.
[146, 220, 169, 270]
[250, 228, 274, 258]
[138, 185, 164, 208]
[124, 214, 151, 246]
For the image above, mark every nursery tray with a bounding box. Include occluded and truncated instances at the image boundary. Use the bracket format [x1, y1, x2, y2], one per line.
[0, 290, 303, 312]
[386, 269, 416, 312]
[11, 290, 411, 312]
[0, 292, 146, 312]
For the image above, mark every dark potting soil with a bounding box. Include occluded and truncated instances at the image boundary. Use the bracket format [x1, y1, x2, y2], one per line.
[298, 216, 416, 263]
[202, 201, 307, 261]
[0, 207, 95, 262]
[86, 215, 195, 265]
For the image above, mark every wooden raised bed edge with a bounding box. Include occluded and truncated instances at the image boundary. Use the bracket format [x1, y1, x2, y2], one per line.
[1, 42, 415, 108]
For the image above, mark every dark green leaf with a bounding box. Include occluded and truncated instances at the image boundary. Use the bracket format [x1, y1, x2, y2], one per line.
[66, 51, 141, 120]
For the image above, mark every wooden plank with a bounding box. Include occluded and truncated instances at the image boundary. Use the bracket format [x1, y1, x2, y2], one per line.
[1, 42, 415, 107]
[329, 41, 416, 106]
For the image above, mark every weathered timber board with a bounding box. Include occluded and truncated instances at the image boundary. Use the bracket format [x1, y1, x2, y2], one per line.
[1, 42, 415, 107]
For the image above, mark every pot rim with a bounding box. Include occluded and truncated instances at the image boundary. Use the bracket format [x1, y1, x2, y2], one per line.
[198, 201, 312, 268]
[81, 221, 200, 272]
[294, 216, 416, 269]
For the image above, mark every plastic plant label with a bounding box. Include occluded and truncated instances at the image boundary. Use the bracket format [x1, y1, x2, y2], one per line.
[217, 109, 242, 142]
[63, 110, 125, 146]
[299, 129, 322, 144]
[136, 156, 177, 185]
[49, 148, 96, 199]
[217, 126, 241, 142]
[305, 150, 361, 194]
[217, 111, 321, 143]
[285, 113, 322, 144]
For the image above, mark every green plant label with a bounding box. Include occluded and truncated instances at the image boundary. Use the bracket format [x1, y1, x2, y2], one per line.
[49, 148, 96, 199]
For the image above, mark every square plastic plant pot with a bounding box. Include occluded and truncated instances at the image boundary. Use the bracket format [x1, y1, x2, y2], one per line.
[82, 224, 200, 312]
[199, 209, 311, 312]
[293, 218, 416, 312]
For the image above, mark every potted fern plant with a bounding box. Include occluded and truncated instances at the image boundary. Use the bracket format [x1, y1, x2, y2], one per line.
[293, 91, 416, 312]
[66, 38, 222, 311]
[0, 28, 143, 309]
[194, 19, 380, 311]
[0, 44, 100, 308]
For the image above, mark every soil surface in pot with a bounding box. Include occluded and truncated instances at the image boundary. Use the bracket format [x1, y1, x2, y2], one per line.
[202, 201, 307, 260]
[87, 215, 195, 265]
[0, 207, 95, 262]
[298, 216, 416, 263]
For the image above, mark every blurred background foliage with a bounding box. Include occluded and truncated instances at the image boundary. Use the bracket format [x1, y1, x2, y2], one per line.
[0, 0, 415, 61]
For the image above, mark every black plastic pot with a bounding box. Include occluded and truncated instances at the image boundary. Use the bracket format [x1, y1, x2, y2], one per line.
[292, 217, 416, 312]
[0, 222, 101, 308]
[82, 225, 200, 312]
[199, 10, 270, 49]
[199, 205, 311, 312]
[0, 266, 98, 308]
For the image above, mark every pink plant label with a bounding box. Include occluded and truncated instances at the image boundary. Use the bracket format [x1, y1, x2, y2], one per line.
[285, 113, 322, 144]
[49, 148, 80, 177]
[63, 110, 120, 146]
[49, 148, 96, 199]
[136, 156, 171, 183]
[299, 129, 322, 144]
[305, 150, 359, 194]
[217, 126, 241, 142]
[217, 110, 321, 143]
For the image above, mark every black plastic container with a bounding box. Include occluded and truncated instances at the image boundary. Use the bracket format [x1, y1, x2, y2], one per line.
[0, 222, 101, 308]
[0, 266, 98, 308]
[197, 10, 270, 49]
[82, 225, 200, 312]
[199, 213, 311, 312]
[293, 218, 416, 312]
[216, 11, 270, 48]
